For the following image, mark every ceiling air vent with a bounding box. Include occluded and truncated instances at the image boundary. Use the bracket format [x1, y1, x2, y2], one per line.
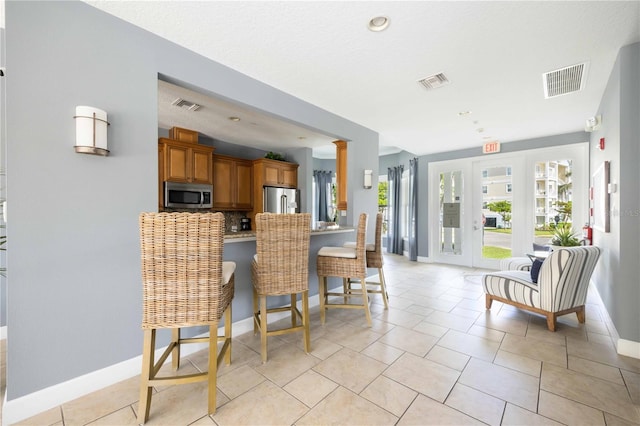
[417, 73, 450, 90]
[543, 62, 588, 99]
[171, 98, 202, 111]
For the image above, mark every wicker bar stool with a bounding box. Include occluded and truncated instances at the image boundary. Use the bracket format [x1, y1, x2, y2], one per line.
[252, 213, 311, 363]
[138, 212, 235, 424]
[343, 212, 389, 308]
[317, 213, 371, 326]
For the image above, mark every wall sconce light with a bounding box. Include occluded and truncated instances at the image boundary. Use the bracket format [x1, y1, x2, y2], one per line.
[74, 106, 110, 156]
[364, 169, 373, 189]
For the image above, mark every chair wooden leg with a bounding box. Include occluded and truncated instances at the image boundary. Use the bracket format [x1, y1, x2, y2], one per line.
[171, 328, 180, 370]
[378, 267, 389, 309]
[485, 294, 493, 309]
[302, 290, 311, 353]
[291, 294, 297, 328]
[252, 286, 259, 335]
[138, 329, 155, 425]
[575, 306, 586, 323]
[343, 278, 349, 303]
[260, 296, 268, 363]
[319, 276, 326, 325]
[224, 303, 232, 365]
[360, 275, 372, 327]
[207, 324, 218, 415]
[546, 313, 557, 332]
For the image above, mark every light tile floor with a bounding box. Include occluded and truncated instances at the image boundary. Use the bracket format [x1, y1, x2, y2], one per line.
[6, 254, 640, 425]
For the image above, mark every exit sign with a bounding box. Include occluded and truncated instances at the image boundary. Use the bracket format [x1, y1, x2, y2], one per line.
[483, 141, 501, 154]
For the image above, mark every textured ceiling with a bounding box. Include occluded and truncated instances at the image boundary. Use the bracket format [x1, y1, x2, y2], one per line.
[86, 1, 640, 158]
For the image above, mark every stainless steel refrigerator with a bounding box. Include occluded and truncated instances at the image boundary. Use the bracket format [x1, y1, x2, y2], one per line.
[263, 186, 300, 214]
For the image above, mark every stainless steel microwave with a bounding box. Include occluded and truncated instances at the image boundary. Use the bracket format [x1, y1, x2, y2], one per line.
[164, 182, 213, 209]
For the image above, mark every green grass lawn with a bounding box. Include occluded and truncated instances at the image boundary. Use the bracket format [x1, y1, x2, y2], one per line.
[482, 246, 512, 259]
[484, 228, 554, 237]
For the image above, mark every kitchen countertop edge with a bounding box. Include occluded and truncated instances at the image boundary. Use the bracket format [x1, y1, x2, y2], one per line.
[224, 226, 355, 243]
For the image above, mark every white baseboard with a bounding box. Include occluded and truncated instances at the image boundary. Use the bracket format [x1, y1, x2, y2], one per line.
[2, 288, 336, 425]
[617, 339, 640, 359]
[589, 283, 640, 360]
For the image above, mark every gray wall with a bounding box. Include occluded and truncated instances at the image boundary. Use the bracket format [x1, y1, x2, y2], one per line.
[0, 26, 6, 329]
[5, 0, 377, 401]
[590, 42, 640, 343]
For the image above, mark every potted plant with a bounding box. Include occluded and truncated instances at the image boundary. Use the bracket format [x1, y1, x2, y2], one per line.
[550, 224, 581, 248]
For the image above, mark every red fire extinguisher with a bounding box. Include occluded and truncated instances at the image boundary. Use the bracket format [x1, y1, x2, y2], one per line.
[582, 223, 593, 245]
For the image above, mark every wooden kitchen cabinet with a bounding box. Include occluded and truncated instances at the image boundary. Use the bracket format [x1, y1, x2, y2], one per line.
[334, 140, 347, 211]
[254, 158, 298, 188]
[212, 154, 253, 210]
[159, 138, 214, 185]
[250, 158, 299, 222]
[168, 126, 199, 143]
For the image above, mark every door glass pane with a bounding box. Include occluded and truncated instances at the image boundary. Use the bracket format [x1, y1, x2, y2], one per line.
[481, 165, 512, 259]
[440, 170, 463, 255]
[534, 160, 573, 246]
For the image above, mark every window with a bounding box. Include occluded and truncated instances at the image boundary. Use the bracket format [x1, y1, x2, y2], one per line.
[482, 170, 488, 178]
[482, 185, 488, 194]
[506, 183, 512, 193]
[506, 166, 512, 176]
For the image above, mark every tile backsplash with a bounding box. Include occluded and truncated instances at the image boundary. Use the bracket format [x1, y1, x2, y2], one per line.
[220, 211, 250, 233]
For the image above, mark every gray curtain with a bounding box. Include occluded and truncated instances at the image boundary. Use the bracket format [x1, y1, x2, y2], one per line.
[408, 158, 418, 261]
[387, 165, 403, 254]
[314, 170, 333, 221]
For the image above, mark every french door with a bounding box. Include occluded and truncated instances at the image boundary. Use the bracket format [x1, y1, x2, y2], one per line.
[429, 144, 588, 269]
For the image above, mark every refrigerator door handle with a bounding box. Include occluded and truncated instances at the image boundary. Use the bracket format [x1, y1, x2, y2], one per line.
[281, 194, 287, 214]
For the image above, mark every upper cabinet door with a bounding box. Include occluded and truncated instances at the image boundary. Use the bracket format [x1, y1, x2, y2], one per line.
[191, 145, 214, 184]
[212, 156, 235, 209]
[165, 143, 190, 183]
[212, 155, 254, 210]
[263, 162, 281, 186]
[281, 166, 298, 188]
[235, 159, 254, 209]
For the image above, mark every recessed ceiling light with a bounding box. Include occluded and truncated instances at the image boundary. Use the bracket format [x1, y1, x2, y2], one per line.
[298, 136, 306, 140]
[476, 128, 485, 133]
[368, 16, 390, 32]
[458, 111, 471, 116]
[228, 116, 240, 122]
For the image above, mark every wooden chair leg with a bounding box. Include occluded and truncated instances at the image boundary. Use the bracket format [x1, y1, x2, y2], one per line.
[224, 303, 232, 365]
[138, 329, 155, 425]
[378, 267, 389, 309]
[171, 328, 180, 370]
[260, 296, 268, 363]
[575, 306, 586, 323]
[252, 286, 259, 335]
[546, 313, 557, 332]
[302, 290, 311, 353]
[343, 277, 349, 303]
[207, 324, 218, 415]
[291, 294, 297, 328]
[360, 275, 372, 326]
[319, 276, 327, 325]
[485, 294, 493, 309]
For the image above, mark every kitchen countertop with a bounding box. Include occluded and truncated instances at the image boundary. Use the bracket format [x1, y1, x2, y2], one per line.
[224, 226, 354, 243]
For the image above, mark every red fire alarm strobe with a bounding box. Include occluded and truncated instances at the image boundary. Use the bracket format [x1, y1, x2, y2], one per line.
[599, 138, 605, 151]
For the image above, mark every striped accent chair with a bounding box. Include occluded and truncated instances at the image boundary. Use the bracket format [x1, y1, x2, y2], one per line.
[483, 246, 601, 331]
